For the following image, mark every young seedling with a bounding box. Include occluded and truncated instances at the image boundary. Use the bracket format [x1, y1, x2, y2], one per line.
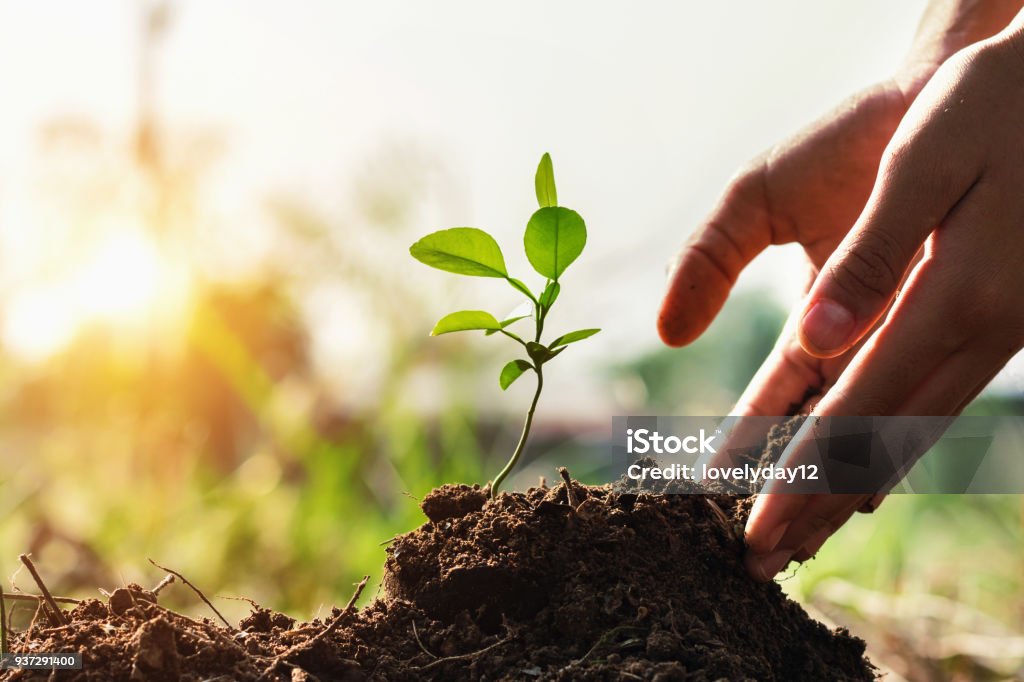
[410, 153, 600, 498]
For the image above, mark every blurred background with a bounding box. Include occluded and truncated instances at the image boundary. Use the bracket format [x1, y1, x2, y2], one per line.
[0, 1, 1020, 679]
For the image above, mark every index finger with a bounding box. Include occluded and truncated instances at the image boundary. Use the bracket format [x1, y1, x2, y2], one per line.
[658, 162, 773, 347]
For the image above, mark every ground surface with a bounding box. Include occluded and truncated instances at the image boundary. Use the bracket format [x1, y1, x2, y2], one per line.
[2, 471, 876, 681]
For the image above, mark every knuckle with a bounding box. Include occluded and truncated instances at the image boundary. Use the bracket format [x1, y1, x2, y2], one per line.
[880, 135, 917, 174]
[831, 231, 903, 301]
[880, 127, 962, 200]
[879, 129, 936, 182]
[723, 160, 765, 201]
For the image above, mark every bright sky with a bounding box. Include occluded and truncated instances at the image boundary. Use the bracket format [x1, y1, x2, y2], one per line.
[7, 1, 1020, 408]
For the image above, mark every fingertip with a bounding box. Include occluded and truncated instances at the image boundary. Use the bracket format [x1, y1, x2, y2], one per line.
[656, 253, 731, 347]
[745, 549, 793, 583]
[656, 284, 707, 348]
[656, 308, 700, 347]
[743, 517, 788, 556]
[744, 493, 802, 555]
[744, 552, 771, 583]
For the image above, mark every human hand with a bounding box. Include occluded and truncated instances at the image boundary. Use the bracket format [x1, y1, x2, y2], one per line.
[657, 1, 1024, 581]
[660, 0, 1023, 417]
[744, 21, 1024, 581]
[656, 79, 913, 580]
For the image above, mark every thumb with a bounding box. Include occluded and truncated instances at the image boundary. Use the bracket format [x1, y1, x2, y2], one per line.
[797, 141, 973, 358]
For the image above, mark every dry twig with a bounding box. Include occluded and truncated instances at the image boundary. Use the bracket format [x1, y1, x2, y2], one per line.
[307, 575, 369, 645]
[18, 555, 67, 627]
[411, 621, 437, 659]
[412, 633, 513, 672]
[151, 574, 175, 597]
[558, 467, 579, 507]
[0, 594, 80, 606]
[1, 581, 8, 656]
[568, 625, 643, 668]
[218, 595, 261, 610]
[258, 576, 369, 680]
[148, 559, 233, 630]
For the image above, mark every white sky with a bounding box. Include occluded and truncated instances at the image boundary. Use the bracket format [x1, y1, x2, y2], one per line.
[10, 1, 1020, 412]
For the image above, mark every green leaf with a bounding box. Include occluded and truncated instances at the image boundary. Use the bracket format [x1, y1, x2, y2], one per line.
[526, 341, 565, 365]
[524, 207, 586, 281]
[485, 314, 530, 336]
[534, 153, 557, 208]
[410, 227, 508, 278]
[499, 359, 533, 390]
[431, 310, 501, 336]
[550, 328, 601, 348]
[539, 281, 560, 310]
[507, 277, 537, 302]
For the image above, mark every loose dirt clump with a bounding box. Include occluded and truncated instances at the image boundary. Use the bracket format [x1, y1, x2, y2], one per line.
[2, 471, 875, 681]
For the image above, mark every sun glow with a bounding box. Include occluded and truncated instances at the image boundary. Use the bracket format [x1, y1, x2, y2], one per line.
[3, 228, 190, 361]
[77, 229, 161, 322]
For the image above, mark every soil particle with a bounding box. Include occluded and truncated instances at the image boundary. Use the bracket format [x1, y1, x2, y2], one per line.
[240, 607, 296, 634]
[130, 617, 179, 681]
[420, 483, 488, 523]
[108, 584, 155, 617]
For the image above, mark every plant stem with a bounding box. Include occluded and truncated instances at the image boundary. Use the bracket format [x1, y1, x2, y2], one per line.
[499, 329, 528, 349]
[534, 282, 550, 343]
[490, 366, 543, 498]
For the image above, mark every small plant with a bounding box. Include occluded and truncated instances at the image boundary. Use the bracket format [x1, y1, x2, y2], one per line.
[410, 153, 599, 498]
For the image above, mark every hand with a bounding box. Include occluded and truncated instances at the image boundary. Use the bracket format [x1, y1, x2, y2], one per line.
[659, 79, 911, 406]
[657, 81, 913, 580]
[744, 23, 1024, 581]
[660, 0, 1023, 416]
[657, 1, 1024, 582]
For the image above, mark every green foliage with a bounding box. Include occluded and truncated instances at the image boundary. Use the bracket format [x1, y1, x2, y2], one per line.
[506, 277, 537, 302]
[410, 153, 600, 496]
[431, 310, 501, 335]
[499, 359, 532, 390]
[526, 341, 564, 365]
[534, 152, 557, 208]
[410, 227, 508, 278]
[550, 328, 600, 348]
[539, 281, 560, 310]
[485, 315, 530, 336]
[524, 207, 586, 281]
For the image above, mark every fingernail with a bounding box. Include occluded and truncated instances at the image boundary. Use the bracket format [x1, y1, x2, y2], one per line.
[746, 549, 794, 582]
[800, 299, 855, 354]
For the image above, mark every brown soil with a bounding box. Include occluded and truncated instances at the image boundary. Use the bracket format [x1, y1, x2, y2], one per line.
[2, 469, 875, 681]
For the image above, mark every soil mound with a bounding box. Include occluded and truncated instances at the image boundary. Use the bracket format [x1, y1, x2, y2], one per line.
[2, 476, 874, 681]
